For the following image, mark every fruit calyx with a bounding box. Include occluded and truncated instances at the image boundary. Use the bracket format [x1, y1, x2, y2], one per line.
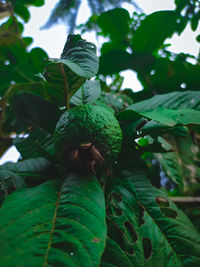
[64, 142, 104, 176]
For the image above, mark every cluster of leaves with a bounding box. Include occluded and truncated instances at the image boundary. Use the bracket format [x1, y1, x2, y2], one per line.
[0, 1, 200, 266]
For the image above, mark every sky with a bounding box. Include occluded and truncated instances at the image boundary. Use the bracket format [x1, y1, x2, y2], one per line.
[0, 0, 200, 164]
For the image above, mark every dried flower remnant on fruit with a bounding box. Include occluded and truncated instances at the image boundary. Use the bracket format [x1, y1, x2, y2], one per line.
[64, 143, 104, 175]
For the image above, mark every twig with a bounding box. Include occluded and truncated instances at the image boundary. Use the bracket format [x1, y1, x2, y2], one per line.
[170, 197, 200, 203]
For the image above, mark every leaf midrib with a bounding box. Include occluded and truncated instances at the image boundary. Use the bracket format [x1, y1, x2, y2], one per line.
[43, 187, 62, 267]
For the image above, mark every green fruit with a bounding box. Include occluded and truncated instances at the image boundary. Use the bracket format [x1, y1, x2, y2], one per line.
[54, 104, 122, 175]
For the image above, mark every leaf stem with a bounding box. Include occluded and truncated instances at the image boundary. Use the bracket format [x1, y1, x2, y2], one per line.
[59, 63, 70, 110]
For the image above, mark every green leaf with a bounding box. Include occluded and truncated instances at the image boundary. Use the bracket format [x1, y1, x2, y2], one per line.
[99, 49, 131, 75]
[14, 4, 30, 23]
[118, 91, 200, 127]
[22, 37, 33, 47]
[118, 106, 200, 126]
[0, 18, 23, 47]
[141, 107, 200, 127]
[99, 92, 133, 113]
[129, 91, 200, 112]
[131, 11, 178, 53]
[29, 47, 48, 73]
[12, 93, 61, 133]
[191, 15, 199, 31]
[139, 120, 188, 138]
[70, 80, 101, 106]
[13, 128, 55, 159]
[4, 82, 48, 101]
[101, 238, 134, 267]
[155, 134, 200, 188]
[131, 171, 200, 266]
[97, 8, 130, 43]
[0, 173, 107, 266]
[196, 34, 200, 43]
[0, 170, 26, 205]
[44, 35, 99, 105]
[146, 57, 200, 93]
[0, 157, 57, 186]
[105, 170, 200, 266]
[103, 173, 145, 266]
[99, 50, 155, 75]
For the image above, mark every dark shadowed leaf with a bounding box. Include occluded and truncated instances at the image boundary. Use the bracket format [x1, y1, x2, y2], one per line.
[131, 11, 178, 53]
[99, 49, 132, 75]
[12, 93, 61, 133]
[0, 157, 57, 186]
[0, 170, 26, 205]
[155, 134, 200, 188]
[97, 8, 130, 43]
[4, 82, 48, 101]
[13, 128, 55, 160]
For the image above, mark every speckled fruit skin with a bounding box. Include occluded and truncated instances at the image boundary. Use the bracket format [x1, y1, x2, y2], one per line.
[54, 104, 122, 165]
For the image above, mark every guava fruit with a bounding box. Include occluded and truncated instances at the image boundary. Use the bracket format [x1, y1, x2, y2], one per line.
[54, 104, 122, 176]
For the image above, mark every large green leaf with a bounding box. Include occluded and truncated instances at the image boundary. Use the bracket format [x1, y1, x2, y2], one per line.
[0, 173, 107, 266]
[141, 107, 200, 127]
[102, 169, 200, 266]
[138, 120, 188, 138]
[131, 11, 178, 53]
[44, 35, 99, 105]
[118, 106, 200, 127]
[131, 171, 200, 267]
[130, 91, 200, 112]
[118, 91, 200, 127]
[0, 157, 57, 187]
[70, 80, 101, 106]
